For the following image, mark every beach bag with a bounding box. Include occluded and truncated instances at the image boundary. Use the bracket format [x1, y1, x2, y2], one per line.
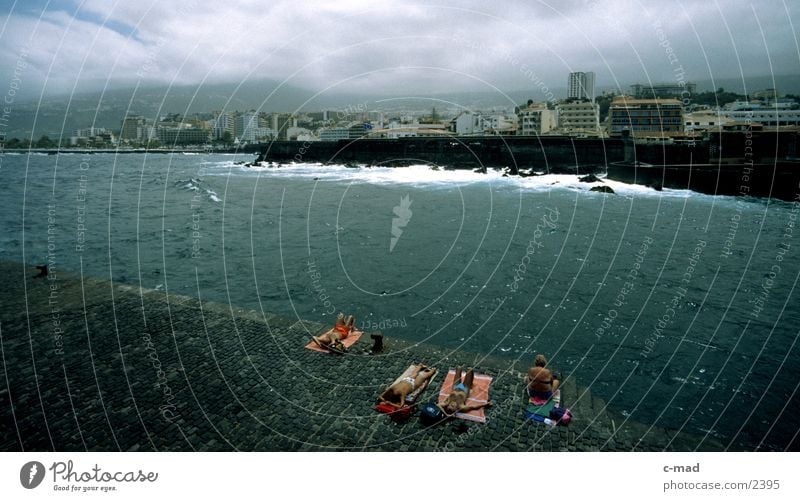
[419, 401, 445, 426]
[549, 407, 573, 425]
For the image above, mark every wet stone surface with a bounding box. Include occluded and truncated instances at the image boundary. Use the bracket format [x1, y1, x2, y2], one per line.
[0, 262, 723, 451]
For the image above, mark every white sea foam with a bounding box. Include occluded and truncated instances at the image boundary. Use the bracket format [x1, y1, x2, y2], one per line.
[207, 189, 221, 202]
[199, 160, 703, 199]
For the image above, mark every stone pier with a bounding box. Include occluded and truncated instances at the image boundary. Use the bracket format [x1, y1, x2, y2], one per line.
[0, 261, 722, 452]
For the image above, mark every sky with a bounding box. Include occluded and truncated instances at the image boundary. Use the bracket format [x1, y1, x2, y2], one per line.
[0, 0, 799, 101]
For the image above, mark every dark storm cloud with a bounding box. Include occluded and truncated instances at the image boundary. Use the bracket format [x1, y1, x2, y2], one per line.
[0, 0, 798, 98]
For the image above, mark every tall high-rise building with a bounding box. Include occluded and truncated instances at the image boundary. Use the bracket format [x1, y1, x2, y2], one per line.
[270, 113, 296, 140]
[120, 116, 146, 142]
[212, 111, 235, 140]
[236, 112, 259, 141]
[568, 71, 595, 101]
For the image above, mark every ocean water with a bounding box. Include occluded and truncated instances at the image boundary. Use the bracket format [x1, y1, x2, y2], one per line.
[1, 151, 798, 450]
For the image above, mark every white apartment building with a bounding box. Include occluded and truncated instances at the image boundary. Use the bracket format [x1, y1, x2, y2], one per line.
[517, 105, 555, 135]
[568, 71, 595, 101]
[719, 106, 800, 127]
[556, 101, 600, 133]
[683, 110, 730, 131]
[481, 114, 516, 134]
[452, 111, 482, 135]
[236, 112, 259, 141]
[212, 112, 235, 140]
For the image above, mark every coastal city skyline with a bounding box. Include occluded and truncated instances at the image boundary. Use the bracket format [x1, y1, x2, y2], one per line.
[4, 71, 798, 149]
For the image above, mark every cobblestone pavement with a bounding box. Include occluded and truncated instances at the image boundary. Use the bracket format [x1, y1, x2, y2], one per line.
[0, 261, 724, 451]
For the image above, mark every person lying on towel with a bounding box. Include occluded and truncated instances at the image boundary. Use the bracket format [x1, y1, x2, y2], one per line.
[312, 312, 355, 350]
[438, 367, 492, 417]
[378, 364, 437, 409]
[526, 354, 560, 400]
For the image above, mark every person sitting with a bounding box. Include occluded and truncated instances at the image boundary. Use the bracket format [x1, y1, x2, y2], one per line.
[526, 354, 560, 401]
[312, 313, 355, 349]
[438, 367, 492, 417]
[378, 364, 437, 409]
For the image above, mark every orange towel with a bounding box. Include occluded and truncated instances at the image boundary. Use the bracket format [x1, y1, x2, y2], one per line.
[304, 329, 363, 353]
[438, 370, 493, 423]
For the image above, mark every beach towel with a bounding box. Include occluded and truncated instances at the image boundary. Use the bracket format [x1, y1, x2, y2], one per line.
[304, 329, 363, 353]
[374, 364, 437, 419]
[437, 370, 493, 423]
[524, 389, 571, 425]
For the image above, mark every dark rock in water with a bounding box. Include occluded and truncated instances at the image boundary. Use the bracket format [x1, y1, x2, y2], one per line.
[234, 161, 245, 165]
[649, 182, 663, 191]
[473, 166, 487, 174]
[430, 165, 440, 171]
[579, 173, 602, 183]
[34, 264, 48, 278]
[590, 185, 615, 194]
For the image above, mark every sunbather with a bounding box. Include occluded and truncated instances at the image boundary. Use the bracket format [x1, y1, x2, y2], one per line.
[378, 364, 437, 409]
[438, 367, 492, 416]
[526, 354, 560, 400]
[312, 313, 355, 349]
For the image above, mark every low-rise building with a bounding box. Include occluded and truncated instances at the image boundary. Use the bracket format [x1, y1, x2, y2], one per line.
[517, 104, 555, 136]
[607, 96, 683, 137]
[319, 127, 351, 141]
[156, 126, 210, 145]
[70, 127, 116, 146]
[683, 110, 730, 132]
[481, 114, 516, 135]
[629, 82, 696, 99]
[719, 105, 800, 128]
[451, 111, 482, 135]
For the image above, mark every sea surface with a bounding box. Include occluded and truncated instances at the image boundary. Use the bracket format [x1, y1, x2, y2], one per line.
[1, 151, 799, 451]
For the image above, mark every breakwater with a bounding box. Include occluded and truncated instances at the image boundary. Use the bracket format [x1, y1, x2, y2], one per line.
[607, 160, 800, 200]
[608, 129, 800, 200]
[255, 131, 799, 200]
[257, 136, 623, 173]
[0, 261, 723, 452]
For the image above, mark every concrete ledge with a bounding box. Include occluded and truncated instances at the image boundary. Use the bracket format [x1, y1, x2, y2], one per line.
[0, 261, 723, 451]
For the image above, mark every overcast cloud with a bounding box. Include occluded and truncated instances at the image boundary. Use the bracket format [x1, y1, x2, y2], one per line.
[1, 0, 799, 100]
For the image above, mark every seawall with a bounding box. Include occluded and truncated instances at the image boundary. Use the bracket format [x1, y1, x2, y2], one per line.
[257, 136, 624, 173]
[607, 161, 800, 200]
